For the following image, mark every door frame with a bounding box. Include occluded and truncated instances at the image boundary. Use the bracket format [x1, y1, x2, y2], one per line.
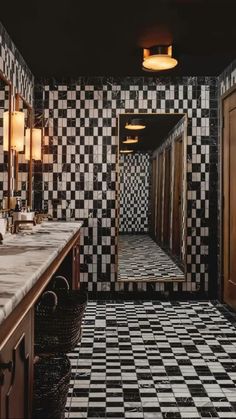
[172, 135, 184, 260]
[117, 112, 187, 281]
[221, 85, 236, 303]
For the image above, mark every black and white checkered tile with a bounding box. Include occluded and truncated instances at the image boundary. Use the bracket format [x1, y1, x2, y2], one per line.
[119, 154, 150, 233]
[65, 301, 236, 419]
[33, 76, 218, 295]
[118, 235, 184, 282]
[0, 21, 34, 105]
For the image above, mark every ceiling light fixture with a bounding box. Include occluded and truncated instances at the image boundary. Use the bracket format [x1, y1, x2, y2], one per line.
[122, 136, 139, 144]
[120, 149, 134, 154]
[142, 45, 178, 72]
[125, 118, 146, 130]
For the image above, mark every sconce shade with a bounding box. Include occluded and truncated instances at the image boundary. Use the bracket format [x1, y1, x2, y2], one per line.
[125, 118, 146, 130]
[123, 136, 139, 144]
[142, 45, 178, 71]
[25, 128, 31, 160]
[11, 111, 25, 152]
[32, 128, 42, 160]
[25, 128, 42, 161]
[3, 111, 9, 151]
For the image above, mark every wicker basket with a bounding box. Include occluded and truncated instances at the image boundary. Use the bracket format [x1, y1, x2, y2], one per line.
[33, 354, 71, 419]
[35, 276, 87, 354]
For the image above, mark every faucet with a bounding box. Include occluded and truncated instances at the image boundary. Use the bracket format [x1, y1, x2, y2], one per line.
[13, 219, 36, 234]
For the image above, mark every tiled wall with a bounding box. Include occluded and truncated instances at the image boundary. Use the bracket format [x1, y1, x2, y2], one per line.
[34, 76, 218, 296]
[152, 117, 187, 261]
[119, 153, 150, 233]
[0, 22, 34, 105]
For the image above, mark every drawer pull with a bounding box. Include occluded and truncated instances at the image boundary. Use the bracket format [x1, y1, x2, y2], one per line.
[0, 361, 13, 372]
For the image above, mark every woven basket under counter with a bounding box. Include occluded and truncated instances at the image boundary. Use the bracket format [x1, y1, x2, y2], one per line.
[34, 276, 87, 354]
[33, 354, 71, 419]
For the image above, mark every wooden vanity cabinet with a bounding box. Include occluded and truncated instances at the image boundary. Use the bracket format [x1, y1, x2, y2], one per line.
[0, 227, 81, 419]
[0, 309, 34, 419]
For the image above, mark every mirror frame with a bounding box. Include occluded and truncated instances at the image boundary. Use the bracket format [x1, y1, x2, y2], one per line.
[117, 111, 188, 281]
[15, 93, 33, 209]
[0, 69, 12, 210]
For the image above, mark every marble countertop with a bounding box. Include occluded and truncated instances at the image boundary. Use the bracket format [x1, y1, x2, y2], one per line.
[0, 221, 83, 328]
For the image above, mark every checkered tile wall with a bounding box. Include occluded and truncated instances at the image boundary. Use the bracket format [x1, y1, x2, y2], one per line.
[119, 153, 150, 233]
[0, 22, 34, 105]
[34, 76, 218, 296]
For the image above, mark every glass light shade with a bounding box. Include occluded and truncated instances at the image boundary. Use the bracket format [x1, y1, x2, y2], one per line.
[123, 136, 139, 144]
[25, 128, 31, 160]
[11, 111, 25, 152]
[125, 118, 145, 130]
[120, 149, 134, 154]
[32, 128, 42, 160]
[3, 111, 9, 151]
[142, 45, 178, 71]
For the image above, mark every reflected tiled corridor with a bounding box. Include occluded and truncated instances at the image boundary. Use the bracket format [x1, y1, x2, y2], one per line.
[118, 235, 185, 282]
[66, 301, 236, 418]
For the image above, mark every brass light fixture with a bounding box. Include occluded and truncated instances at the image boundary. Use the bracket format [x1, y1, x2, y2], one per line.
[142, 45, 178, 71]
[120, 149, 134, 154]
[125, 118, 146, 130]
[122, 136, 139, 144]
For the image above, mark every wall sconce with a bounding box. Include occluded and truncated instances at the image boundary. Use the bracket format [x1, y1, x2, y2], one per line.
[142, 45, 178, 71]
[3, 111, 25, 152]
[25, 128, 42, 161]
[125, 118, 146, 130]
[123, 136, 139, 144]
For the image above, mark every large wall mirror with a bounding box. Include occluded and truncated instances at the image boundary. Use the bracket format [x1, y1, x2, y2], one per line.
[14, 93, 33, 209]
[118, 113, 187, 284]
[0, 72, 11, 210]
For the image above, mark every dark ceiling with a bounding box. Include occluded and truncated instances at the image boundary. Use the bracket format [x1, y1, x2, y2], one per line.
[1, 0, 236, 78]
[119, 114, 183, 152]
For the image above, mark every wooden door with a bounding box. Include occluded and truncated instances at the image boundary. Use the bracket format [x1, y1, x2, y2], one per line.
[151, 158, 157, 235]
[163, 147, 171, 248]
[223, 90, 236, 308]
[156, 152, 164, 242]
[172, 136, 183, 259]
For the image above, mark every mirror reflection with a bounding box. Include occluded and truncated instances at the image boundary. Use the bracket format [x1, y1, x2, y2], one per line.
[14, 94, 33, 209]
[118, 113, 187, 283]
[0, 75, 11, 211]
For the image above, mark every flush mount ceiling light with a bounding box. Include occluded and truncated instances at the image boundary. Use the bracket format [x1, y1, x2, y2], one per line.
[142, 45, 178, 72]
[120, 149, 134, 154]
[122, 136, 139, 144]
[125, 118, 146, 130]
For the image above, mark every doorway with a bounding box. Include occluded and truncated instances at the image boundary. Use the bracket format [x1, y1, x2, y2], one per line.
[222, 88, 236, 309]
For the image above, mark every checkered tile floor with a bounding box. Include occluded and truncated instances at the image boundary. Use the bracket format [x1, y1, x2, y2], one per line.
[65, 301, 236, 418]
[118, 235, 185, 281]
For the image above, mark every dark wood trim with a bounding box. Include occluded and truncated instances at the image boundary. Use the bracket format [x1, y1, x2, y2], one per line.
[220, 85, 236, 302]
[0, 229, 80, 350]
[0, 71, 12, 209]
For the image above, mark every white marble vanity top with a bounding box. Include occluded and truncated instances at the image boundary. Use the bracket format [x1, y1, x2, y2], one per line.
[0, 221, 83, 327]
